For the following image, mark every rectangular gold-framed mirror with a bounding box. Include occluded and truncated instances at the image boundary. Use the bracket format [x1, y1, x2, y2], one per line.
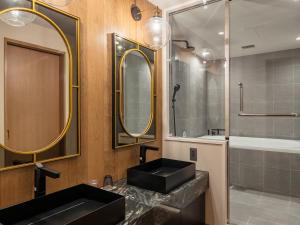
[112, 33, 157, 149]
[0, 0, 80, 171]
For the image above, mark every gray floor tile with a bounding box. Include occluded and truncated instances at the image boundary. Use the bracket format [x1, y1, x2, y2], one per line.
[286, 216, 300, 225]
[288, 205, 300, 218]
[230, 189, 300, 225]
[230, 218, 248, 225]
[248, 217, 286, 225]
[291, 197, 300, 207]
[230, 189, 261, 206]
[260, 192, 291, 206]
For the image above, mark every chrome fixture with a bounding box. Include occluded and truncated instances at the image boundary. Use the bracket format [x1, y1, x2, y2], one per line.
[242, 44, 255, 49]
[34, 163, 60, 198]
[238, 82, 299, 117]
[208, 129, 225, 136]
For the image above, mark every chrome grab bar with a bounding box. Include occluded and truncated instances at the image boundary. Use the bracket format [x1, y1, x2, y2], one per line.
[239, 112, 299, 117]
[238, 82, 299, 117]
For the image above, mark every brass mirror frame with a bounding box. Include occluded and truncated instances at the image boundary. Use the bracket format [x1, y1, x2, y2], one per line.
[112, 33, 157, 149]
[0, 0, 80, 171]
[119, 49, 154, 138]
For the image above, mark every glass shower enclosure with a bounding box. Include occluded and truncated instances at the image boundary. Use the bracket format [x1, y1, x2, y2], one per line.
[168, 0, 300, 224]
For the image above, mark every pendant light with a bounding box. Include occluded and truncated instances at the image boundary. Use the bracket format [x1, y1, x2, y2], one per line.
[0, 10, 36, 27]
[142, 6, 171, 50]
[41, 0, 73, 7]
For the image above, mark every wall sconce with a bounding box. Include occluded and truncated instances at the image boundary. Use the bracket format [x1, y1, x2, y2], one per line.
[41, 0, 73, 7]
[0, 10, 36, 27]
[131, 2, 171, 50]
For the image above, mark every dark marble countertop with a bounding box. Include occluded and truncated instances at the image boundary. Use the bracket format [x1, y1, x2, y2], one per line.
[103, 170, 209, 225]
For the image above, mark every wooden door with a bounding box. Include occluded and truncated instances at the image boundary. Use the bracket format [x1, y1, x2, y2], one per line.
[4, 41, 64, 152]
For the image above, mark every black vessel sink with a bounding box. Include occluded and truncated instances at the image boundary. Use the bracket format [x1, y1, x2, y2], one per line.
[127, 158, 196, 194]
[0, 184, 125, 225]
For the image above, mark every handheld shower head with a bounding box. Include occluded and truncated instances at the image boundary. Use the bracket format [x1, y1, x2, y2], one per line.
[172, 84, 181, 101]
[174, 84, 180, 92]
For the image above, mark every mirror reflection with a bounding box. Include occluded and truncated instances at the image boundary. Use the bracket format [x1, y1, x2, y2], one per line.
[0, 11, 70, 153]
[121, 50, 152, 137]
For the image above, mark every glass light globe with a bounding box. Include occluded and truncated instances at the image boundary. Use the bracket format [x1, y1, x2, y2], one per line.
[42, 0, 73, 7]
[0, 10, 36, 27]
[143, 16, 171, 50]
[199, 48, 215, 61]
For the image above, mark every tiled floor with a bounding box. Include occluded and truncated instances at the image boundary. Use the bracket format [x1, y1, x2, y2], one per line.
[230, 187, 300, 225]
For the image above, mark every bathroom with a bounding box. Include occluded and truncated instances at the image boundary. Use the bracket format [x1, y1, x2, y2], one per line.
[0, 0, 298, 225]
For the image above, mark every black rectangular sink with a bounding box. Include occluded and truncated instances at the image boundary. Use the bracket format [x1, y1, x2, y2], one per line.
[127, 158, 196, 194]
[0, 184, 125, 225]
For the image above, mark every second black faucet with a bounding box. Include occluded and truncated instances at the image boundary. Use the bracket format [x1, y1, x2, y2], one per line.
[139, 145, 159, 164]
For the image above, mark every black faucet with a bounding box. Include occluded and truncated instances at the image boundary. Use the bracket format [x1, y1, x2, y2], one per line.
[140, 145, 159, 164]
[34, 163, 60, 198]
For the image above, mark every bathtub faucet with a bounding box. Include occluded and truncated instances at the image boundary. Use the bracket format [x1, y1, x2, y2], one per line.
[208, 129, 225, 136]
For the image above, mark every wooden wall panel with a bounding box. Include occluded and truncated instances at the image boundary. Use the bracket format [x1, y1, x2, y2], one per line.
[0, 0, 162, 208]
[85, 0, 163, 183]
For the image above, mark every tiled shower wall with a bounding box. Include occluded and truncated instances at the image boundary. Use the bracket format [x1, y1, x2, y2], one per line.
[169, 45, 207, 137]
[230, 48, 300, 139]
[170, 47, 300, 139]
[207, 60, 225, 133]
[169, 46, 226, 137]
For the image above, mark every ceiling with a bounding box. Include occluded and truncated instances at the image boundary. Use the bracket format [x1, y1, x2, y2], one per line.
[168, 0, 300, 58]
[149, 0, 195, 9]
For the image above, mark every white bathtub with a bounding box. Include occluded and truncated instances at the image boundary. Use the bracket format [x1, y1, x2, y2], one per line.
[199, 135, 300, 154]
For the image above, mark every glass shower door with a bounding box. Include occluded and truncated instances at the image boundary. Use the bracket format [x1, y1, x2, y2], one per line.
[229, 1, 300, 224]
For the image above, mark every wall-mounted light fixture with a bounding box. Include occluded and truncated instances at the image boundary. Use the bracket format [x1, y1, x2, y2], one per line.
[131, 1, 171, 50]
[131, 2, 142, 21]
[41, 0, 73, 7]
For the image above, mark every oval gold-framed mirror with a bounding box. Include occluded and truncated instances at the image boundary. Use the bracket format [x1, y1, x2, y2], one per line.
[0, 7, 73, 155]
[119, 49, 154, 138]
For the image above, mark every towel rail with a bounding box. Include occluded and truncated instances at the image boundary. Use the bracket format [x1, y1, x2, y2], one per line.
[238, 82, 299, 117]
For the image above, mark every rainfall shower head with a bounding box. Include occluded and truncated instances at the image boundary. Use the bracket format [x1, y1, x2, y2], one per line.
[172, 84, 181, 101]
[172, 40, 195, 51]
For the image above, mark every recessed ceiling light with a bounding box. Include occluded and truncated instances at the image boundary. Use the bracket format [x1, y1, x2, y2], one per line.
[218, 31, 224, 36]
[296, 36, 300, 41]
